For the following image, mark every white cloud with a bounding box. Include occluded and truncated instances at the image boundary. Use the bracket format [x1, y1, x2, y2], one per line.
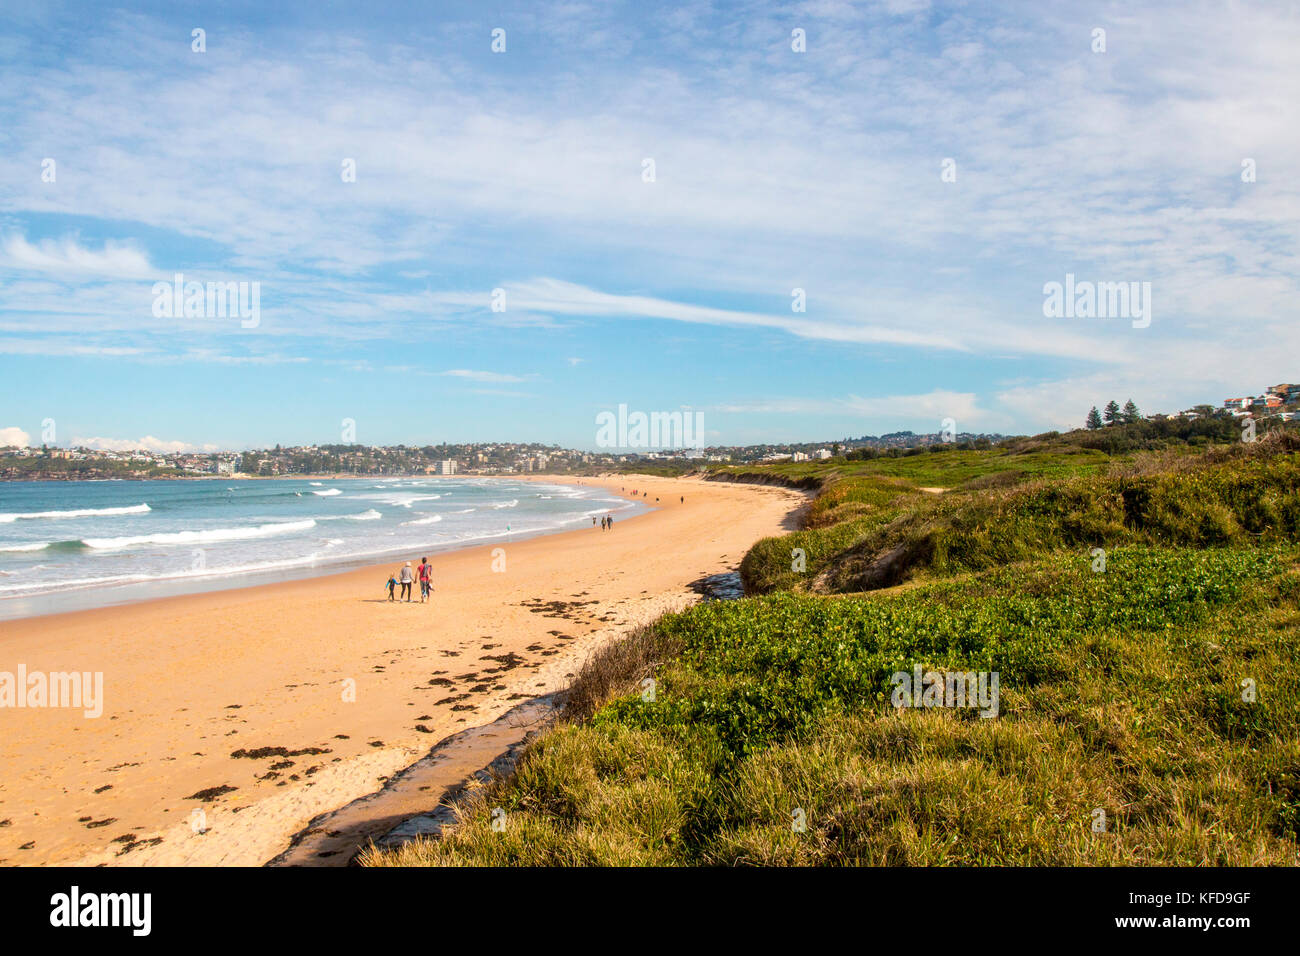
[469, 388, 538, 398]
[437, 369, 527, 383]
[1, 235, 155, 279]
[73, 435, 217, 453]
[717, 390, 982, 423]
[446, 278, 966, 351]
[0, 426, 31, 447]
[0, 338, 152, 357]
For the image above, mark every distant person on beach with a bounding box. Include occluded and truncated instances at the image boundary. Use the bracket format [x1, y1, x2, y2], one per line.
[680, 496, 684, 503]
[386, 575, 397, 601]
[607, 515, 614, 530]
[418, 557, 432, 602]
[398, 561, 414, 601]
[592, 516, 597, 526]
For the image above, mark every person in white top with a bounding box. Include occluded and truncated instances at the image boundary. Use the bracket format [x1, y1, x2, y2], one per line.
[398, 561, 414, 602]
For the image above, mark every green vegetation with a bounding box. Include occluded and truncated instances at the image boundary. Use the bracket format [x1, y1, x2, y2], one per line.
[0, 454, 184, 480]
[742, 447, 1300, 596]
[364, 430, 1300, 868]
[708, 442, 1111, 490]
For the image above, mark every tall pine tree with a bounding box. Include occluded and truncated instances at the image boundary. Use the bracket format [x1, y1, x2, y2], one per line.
[1086, 406, 1103, 430]
[1122, 399, 1140, 423]
[1103, 400, 1121, 425]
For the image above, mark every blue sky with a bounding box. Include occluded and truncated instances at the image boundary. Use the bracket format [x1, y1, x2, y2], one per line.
[1, 0, 1298, 452]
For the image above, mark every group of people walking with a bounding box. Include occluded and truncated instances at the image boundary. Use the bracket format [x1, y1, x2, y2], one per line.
[622, 487, 683, 505]
[387, 556, 433, 603]
[383, 485, 684, 603]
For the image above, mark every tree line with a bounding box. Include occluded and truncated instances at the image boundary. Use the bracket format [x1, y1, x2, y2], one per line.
[1085, 400, 1140, 430]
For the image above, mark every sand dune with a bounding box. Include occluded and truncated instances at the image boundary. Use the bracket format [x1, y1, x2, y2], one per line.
[0, 474, 806, 866]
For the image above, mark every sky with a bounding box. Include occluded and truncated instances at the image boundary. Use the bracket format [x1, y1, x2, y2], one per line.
[0, 0, 1298, 452]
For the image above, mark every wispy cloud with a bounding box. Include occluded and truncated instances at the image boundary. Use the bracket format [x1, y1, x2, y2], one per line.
[717, 390, 983, 423]
[437, 369, 529, 383]
[1, 236, 155, 279]
[441, 278, 965, 350]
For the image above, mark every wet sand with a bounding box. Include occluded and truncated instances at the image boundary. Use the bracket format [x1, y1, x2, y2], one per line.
[0, 474, 806, 866]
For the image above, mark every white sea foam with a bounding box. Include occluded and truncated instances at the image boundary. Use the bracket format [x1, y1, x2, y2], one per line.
[0, 550, 334, 595]
[82, 519, 318, 550]
[355, 492, 443, 508]
[310, 488, 342, 497]
[0, 503, 151, 523]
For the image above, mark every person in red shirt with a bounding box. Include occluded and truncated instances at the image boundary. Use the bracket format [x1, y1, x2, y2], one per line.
[417, 557, 433, 603]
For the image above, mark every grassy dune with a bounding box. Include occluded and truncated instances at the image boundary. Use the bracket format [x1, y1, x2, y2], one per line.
[364, 434, 1300, 867]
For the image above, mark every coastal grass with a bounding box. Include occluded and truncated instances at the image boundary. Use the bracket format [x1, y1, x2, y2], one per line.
[709, 443, 1112, 490]
[363, 438, 1300, 867]
[740, 447, 1300, 595]
[732, 445, 1118, 593]
[364, 545, 1300, 866]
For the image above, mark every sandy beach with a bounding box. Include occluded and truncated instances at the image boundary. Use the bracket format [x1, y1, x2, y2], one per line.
[0, 474, 806, 866]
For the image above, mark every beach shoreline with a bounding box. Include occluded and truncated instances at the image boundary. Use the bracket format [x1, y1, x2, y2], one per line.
[0, 473, 807, 866]
[0, 473, 646, 622]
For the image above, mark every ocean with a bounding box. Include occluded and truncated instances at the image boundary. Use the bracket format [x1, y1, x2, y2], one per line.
[0, 477, 642, 620]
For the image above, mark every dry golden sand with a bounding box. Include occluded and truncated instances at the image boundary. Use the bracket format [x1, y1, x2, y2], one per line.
[0, 474, 806, 866]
